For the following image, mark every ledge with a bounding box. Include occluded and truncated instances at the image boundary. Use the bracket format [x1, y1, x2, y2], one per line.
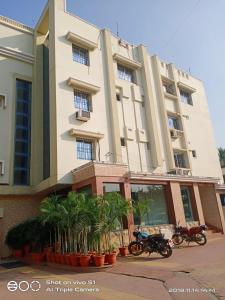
[66, 31, 98, 50]
[69, 129, 104, 140]
[0, 15, 33, 34]
[113, 53, 142, 69]
[67, 77, 100, 94]
[129, 172, 220, 184]
[0, 46, 34, 64]
[164, 91, 178, 101]
[177, 81, 196, 93]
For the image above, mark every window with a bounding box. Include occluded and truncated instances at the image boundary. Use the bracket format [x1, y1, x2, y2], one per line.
[116, 93, 121, 101]
[162, 82, 176, 96]
[131, 184, 169, 226]
[77, 185, 92, 197]
[0, 94, 6, 109]
[14, 79, 32, 185]
[168, 116, 180, 130]
[174, 152, 186, 168]
[74, 91, 90, 111]
[180, 89, 193, 105]
[192, 150, 197, 158]
[120, 138, 126, 146]
[220, 194, 225, 207]
[0, 161, 4, 175]
[72, 45, 89, 66]
[117, 64, 134, 82]
[181, 186, 194, 222]
[76, 139, 93, 160]
[103, 183, 121, 194]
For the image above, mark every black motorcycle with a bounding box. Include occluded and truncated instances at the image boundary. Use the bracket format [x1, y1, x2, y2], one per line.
[128, 229, 173, 258]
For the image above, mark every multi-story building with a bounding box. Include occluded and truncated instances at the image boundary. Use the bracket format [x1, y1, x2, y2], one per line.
[0, 0, 225, 257]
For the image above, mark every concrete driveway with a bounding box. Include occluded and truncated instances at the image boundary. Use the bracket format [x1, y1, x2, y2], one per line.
[0, 236, 224, 300]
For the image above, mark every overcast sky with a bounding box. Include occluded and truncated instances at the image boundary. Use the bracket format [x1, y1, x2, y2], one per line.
[1, 0, 225, 148]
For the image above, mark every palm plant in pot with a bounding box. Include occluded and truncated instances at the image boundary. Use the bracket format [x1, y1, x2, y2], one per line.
[104, 193, 131, 257]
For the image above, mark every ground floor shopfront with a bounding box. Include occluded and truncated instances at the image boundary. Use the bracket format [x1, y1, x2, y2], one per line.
[0, 161, 225, 258]
[72, 162, 225, 236]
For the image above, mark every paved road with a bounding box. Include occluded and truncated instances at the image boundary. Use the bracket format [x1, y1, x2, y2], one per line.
[0, 236, 224, 300]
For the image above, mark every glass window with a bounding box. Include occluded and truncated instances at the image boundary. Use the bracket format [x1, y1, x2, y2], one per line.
[174, 152, 186, 168]
[163, 82, 175, 95]
[103, 183, 121, 194]
[120, 138, 126, 146]
[168, 116, 180, 130]
[77, 185, 92, 197]
[74, 91, 90, 111]
[76, 139, 93, 160]
[131, 184, 169, 226]
[180, 89, 193, 105]
[117, 64, 134, 82]
[14, 79, 31, 185]
[220, 194, 225, 206]
[181, 186, 194, 221]
[72, 45, 89, 65]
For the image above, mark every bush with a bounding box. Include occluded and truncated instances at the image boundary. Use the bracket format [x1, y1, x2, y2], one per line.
[5, 217, 50, 251]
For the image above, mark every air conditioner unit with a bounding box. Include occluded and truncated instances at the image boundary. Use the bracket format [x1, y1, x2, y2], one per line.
[0, 160, 5, 175]
[170, 129, 178, 139]
[75, 110, 90, 122]
[182, 169, 191, 176]
[175, 168, 183, 175]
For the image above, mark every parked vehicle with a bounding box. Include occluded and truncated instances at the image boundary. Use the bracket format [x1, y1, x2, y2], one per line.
[172, 223, 207, 246]
[128, 228, 173, 258]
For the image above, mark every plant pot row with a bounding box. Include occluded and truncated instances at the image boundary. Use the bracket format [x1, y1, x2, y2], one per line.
[46, 252, 117, 267]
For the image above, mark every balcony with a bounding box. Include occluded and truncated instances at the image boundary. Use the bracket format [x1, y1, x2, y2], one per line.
[170, 129, 184, 139]
[168, 168, 192, 176]
[76, 110, 90, 122]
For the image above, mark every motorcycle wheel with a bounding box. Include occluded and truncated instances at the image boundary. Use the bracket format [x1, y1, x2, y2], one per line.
[159, 245, 173, 258]
[128, 241, 144, 256]
[194, 233, 207, 246]
[172, 234, 183, 245]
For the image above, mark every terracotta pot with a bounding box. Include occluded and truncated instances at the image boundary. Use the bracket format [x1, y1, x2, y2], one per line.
[70, 254, 78, 266]
[46, 253, 51, 262]
[55, 253, 61, 264]
[108, 252, 117, 264]
[65, 254, 71, 265]
[23, 245, 30, 256]
[31, 253, 43, 263]
[60, 254, 65, 264]
[94, 254, 105, 267]
[75, 253, 81, 266]
[50, 253, 55, 263]
[13, 249, 23, 258]
[80, 255, 91, 267]
[119, 247, 129, 256]
[104, 253, 109, 264]
[43, 246, 53, 254]
[88, 251, 96, 264]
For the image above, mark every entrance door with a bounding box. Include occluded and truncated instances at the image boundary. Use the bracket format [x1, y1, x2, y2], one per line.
[181, 186, 194, 222]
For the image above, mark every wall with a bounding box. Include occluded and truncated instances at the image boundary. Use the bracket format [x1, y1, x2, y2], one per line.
[0, 196, 41, 257]
[199, 185, 224, 231]
[0, 21, 33, 186]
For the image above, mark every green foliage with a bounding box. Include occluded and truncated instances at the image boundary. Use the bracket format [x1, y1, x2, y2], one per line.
[5, 218, 50, 250]
[218, 147, 225, 166]
[5, 191, 132, 254]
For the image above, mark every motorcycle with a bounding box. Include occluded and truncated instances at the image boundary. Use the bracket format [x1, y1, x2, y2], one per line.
[128, 228, 173, 258]
[172, 223, 207, 246]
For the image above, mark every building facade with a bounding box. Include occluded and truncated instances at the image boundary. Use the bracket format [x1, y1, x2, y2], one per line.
[0, 0, 225, 257]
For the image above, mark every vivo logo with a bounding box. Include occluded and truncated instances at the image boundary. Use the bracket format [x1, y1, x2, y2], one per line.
[7, 281, 41, 292]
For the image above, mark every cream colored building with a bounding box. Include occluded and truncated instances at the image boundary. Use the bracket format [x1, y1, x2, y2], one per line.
[0, 0, 225, 257]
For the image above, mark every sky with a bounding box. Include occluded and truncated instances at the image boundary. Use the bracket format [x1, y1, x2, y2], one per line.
[1, 0, 225, 148]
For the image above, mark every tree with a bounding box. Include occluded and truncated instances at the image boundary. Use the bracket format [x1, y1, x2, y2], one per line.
[218, 147, 225, 166]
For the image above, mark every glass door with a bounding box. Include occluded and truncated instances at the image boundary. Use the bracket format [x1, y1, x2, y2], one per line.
[181, 186, 194, 222]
